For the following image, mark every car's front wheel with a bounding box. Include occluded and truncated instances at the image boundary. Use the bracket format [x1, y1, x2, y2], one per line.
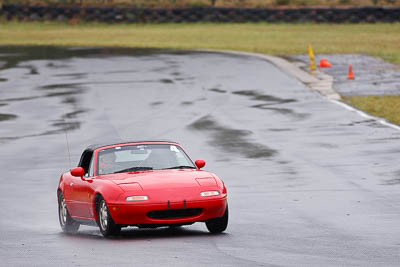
[206, 205, 228, 233]
[58, 192, 80, 234]
[97, 197, 121, 237]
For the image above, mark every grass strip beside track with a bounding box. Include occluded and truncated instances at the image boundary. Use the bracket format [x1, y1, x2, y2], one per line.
[0, 22, 399, 64]
[343, 96, 400, 126]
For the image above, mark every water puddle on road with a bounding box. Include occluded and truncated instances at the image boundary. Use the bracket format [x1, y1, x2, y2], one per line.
[232, 90, 309, 119]
[381, 170, 400, 185]
[188, 115, 277, 159]
[63, 109, 89, 119]
[382, 178, 400, 185]
[0, 113, 17, 121]
[150, 101, 164, 106]
[0, 119, 84, 143]
[232, 90, 296, 104]
[209, 88, 227, 93]
[0, 96, 41, 102]
[181, 101, 193, 106]
[37, 83, 85, 90]
[251, 105, 309, 119]
[159, 78, 174, 84]
[45, 91, 82, 97]
[342, 119, 389, 129]
[53, 72, 87, 79]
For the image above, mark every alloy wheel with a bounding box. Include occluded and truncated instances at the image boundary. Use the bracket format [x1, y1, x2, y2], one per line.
[59, 197, 67, 227]
[99, 200, 109, 231]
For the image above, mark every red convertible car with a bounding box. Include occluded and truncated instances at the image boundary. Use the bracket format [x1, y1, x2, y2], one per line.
[57, 141, 228, 237]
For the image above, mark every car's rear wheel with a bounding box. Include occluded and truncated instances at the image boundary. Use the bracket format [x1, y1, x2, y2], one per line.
[205, 205, 228, 234]
[58, 192, 80, 234]
[97, 197, 121, 237]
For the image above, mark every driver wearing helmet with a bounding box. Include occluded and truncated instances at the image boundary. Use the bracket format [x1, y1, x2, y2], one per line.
[99, 152, 116, 175]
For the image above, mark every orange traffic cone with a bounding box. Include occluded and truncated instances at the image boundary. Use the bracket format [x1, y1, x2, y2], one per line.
[319, 59, 331, 68]
[347, 64, 354, 80]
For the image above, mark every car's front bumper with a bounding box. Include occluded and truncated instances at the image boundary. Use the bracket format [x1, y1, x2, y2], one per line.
[108, 197, 227, 225]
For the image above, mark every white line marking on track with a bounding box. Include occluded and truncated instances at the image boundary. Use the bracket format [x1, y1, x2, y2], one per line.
[330, 99, 400, 131]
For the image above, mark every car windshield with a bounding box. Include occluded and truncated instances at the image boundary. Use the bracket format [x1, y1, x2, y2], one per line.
[97, 144, 196, 175]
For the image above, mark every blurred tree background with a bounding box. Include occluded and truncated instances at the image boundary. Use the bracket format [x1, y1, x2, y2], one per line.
[1, 0, 399, 7]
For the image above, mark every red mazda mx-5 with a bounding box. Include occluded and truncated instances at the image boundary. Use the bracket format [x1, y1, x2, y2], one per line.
[57, 141, 228, 237]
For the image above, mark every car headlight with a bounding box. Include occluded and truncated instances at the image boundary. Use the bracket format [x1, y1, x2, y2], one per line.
[200, 191, 220, 197]
[126, 195, 149, 201]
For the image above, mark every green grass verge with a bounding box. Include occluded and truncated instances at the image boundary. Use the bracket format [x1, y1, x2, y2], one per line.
[343, 96, 400, 125]
[0, 22, 399, 64]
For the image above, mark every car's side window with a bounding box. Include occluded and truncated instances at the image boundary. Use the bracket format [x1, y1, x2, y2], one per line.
[88, 156, 94, 177]
[79, 150, 93, 177]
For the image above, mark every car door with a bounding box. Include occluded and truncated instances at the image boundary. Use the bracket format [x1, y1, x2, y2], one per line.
[66, 150, 94, 219]
[67, 174, 89, 218]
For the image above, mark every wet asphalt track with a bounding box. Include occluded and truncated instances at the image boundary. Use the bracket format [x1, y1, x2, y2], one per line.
[0, 47, 400, 266]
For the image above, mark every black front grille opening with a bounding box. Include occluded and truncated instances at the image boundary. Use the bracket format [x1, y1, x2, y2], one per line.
[147, 208, 202, 219]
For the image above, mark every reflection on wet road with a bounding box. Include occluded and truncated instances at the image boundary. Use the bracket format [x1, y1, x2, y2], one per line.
[0, 47, 399, 266]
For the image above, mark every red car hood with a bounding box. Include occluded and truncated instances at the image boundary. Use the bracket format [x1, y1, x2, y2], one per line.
[102, 169, 217, 189]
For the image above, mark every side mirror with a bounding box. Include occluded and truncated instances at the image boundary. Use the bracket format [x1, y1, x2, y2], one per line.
[70, 167, 85, 178]
[195, 160, 206, 170]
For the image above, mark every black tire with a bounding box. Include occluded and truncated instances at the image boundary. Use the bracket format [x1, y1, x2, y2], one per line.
[206, 205, 228, 233]
[96, 197, 121, 237]
[58, 192, 80, 234]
